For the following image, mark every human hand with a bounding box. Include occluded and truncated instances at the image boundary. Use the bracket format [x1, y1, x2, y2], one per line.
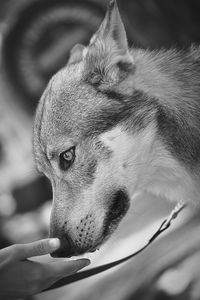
[0, 238, 90, 299]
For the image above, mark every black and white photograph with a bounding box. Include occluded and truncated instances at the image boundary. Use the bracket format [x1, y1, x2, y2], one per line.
[0, 0, 200, 299]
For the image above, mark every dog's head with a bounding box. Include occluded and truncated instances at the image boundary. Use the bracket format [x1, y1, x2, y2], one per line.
[33, 0, 158, 257]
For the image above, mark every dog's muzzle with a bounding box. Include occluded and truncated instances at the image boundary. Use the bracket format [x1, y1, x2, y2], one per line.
[51, 189, 130, 257]
[51, 214, 98, 257]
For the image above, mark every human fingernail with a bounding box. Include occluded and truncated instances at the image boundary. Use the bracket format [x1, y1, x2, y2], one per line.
[83, 259, 91, 266]
[49, 238, 60, 251]
[77, 259, 91, 268]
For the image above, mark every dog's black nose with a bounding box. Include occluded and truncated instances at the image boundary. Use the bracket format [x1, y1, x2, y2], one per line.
[50, 237, 73, 258]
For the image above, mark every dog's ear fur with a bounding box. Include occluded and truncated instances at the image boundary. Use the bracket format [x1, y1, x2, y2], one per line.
[90, 0, 129, 56]
[84, 0, 134, 84]
[68, 43, 85, 65]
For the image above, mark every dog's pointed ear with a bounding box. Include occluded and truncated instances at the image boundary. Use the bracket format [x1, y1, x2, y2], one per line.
[67, 43, 85, 65]
[90, 0, 128, 55]
[84, 0, 134, 84]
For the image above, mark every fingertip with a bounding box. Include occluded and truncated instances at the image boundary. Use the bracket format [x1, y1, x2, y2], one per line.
[78, 258, 91, 265]
[75, 258, 91, 268]
[49, 238, 61, 252]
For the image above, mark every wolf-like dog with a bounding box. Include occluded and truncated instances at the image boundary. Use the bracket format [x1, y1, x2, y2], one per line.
[33, 0, 200, 257]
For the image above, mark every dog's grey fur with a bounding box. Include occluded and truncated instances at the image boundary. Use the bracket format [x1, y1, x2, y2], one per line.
[33, 0, 200, 256]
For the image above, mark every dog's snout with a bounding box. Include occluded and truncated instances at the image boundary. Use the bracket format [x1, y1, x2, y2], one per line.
[51, 214, 97, 257]
[74, 214, 96, 251]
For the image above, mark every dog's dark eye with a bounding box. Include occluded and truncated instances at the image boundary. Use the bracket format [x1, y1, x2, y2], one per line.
[59, 147, 75, 171]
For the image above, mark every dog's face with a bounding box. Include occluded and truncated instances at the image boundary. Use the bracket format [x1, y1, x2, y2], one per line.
[33, 71, 134, 256]
[33, 1, 157, 256]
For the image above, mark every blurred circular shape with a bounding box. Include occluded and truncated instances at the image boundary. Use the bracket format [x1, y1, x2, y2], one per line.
[157, 268, 192, 296]
[2, 0, 105, 112]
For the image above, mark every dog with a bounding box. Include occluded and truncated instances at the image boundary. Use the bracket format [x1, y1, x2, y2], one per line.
[33, 0, 200, 257]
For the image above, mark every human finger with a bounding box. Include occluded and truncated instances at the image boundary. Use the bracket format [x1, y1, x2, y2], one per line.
[0, 238, 60, 263]
[45, 258, 90, 279]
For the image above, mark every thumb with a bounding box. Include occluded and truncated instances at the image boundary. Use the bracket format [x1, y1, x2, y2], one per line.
[46, 258, 91, 279]
[13, 238, 61, 260]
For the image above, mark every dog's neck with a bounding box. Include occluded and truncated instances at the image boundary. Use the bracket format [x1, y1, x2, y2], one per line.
[128, 126, 200, 205]
[101, 124, 200, 205]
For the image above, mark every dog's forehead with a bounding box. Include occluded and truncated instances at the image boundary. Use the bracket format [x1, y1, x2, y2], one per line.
[40, 66, 105, 141]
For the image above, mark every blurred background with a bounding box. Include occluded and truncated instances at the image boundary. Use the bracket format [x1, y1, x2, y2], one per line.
[0, 0, 200, 299]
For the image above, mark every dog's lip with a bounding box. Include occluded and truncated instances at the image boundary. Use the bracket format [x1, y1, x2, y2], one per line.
[89, 246, 100, 253]
[89, 249, 96, 253]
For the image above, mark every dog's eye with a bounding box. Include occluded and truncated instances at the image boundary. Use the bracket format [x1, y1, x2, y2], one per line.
[59, 147, 75, 171]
